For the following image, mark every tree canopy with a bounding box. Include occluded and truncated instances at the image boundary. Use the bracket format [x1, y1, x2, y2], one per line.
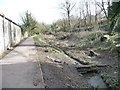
[21, 11, 37, 36]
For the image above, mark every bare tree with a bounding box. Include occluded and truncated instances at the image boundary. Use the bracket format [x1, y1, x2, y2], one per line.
[94, 0, 98, 23]
[59, 0, 76, 29]
[88, 1, 92, 26]
[78, 0, 92, 29]
[94, 0, 111, 22]
[85, 1, 92, 27]
[86, 1, 89, 24]
[78, 8, 82, 28]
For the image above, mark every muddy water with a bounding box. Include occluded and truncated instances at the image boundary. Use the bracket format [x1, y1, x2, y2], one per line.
[88, 75, 107, 88]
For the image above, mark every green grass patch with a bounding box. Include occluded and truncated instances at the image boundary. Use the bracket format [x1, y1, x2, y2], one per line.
[33, 34, 48, 46]
[47, 47, 61, 54]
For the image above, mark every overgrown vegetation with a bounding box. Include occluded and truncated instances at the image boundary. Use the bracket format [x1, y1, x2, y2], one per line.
[101, 73, 119, 88]
[20, 1, 120, 89]
[20, 11, 49, 36]
[20, 11, 37, 36]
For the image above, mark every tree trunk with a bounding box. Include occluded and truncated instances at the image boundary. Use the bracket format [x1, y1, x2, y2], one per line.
[67, 10, 71, 30]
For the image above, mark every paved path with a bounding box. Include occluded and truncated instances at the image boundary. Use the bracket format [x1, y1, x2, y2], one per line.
[0, 37, 44, 88]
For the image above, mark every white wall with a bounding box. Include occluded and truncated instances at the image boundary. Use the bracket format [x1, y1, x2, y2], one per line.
[16, 26, 22, 44]
[0, 15, 22, 57]
[4, 19, 9, 50]
[0, 16, 4, 56]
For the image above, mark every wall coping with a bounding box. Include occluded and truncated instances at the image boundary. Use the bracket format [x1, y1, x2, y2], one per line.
[0, 13, 21, 28]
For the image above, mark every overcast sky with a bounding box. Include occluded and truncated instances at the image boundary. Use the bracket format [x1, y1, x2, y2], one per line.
[0, 0, 118, 24]
[0, 0, 62, 24]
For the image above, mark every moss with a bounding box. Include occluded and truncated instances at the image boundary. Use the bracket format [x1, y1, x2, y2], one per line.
[47, 47, 62, 54]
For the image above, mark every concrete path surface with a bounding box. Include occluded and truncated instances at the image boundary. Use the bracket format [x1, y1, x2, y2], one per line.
[0, 37, 44, 88]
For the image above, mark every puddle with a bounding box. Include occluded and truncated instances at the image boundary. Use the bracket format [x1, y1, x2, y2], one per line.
[88, 75, 107, 88]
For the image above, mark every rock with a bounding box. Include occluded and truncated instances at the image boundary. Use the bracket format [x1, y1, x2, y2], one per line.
[59, 35, 67, 40]
[100, 35, 110, 42]
[100, 36, 107, 42]
[87, 56, 92, 59]
[116, 44, 120, 52]
[88, 50, 98, 57]
[44, 50, 48, 52]
[7, 47, 13, 50]
[69, 44, 75, 47]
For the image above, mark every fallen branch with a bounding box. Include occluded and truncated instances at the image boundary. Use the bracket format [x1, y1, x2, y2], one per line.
[77, 64, 108, 68]
[76, 64, 108, 74]
[49, 45, 90, 65]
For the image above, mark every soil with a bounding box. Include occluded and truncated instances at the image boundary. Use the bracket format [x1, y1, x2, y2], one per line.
[36, 47, 90, 88]
[35, 31, 119, 88]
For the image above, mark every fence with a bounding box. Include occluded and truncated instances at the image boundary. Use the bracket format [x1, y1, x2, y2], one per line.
[0, 14, 22, 57]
